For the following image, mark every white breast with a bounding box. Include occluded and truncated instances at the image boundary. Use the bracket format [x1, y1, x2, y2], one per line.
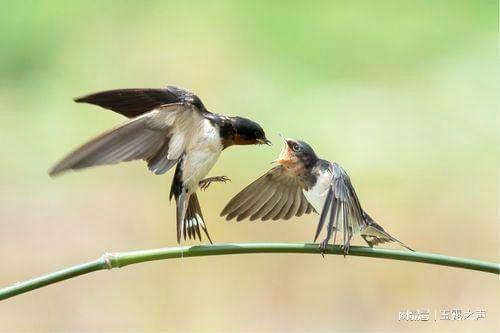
[303, 170, 332, 213]
[182, 119, 223, 191]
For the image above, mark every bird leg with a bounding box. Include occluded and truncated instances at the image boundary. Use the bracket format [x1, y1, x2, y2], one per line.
[341, 226, 353, 256]
[199, 176, 231, 191]
[319, 239, 329, 257]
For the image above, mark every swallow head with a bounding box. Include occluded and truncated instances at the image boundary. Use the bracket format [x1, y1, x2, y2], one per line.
[274, 136, 317, 169]
[230, 117, 271, 146]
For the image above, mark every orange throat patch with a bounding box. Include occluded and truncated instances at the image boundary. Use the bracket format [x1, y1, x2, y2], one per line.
[275, 144, 303, 175]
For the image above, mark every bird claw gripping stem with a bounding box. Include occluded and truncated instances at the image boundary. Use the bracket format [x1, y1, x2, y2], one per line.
[319, 240, 329, 258]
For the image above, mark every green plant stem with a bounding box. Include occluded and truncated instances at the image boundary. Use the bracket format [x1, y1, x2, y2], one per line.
[1, 243, 498, 301]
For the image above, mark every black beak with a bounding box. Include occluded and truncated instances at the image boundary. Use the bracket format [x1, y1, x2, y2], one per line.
[258, 138, 272, 146]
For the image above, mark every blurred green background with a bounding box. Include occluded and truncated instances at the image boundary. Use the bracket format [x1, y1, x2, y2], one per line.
[0, 0, 497, 331]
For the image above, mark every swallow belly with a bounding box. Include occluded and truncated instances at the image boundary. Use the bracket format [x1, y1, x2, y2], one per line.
[303, 187, 327, 214]
[182, 120, 223, 191]
[303, 171, 332, 215]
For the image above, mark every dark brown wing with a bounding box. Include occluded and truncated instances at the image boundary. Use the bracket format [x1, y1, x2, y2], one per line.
[74, 86, 206, 118]
[49, 103, 196, 176]
[221, 165, 315, 222]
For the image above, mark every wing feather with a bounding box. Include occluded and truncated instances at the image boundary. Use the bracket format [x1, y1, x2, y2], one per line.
[74, 87, 186, 118]
[315, 163, 365, 241]
[228, 182, 270, 221]
[296, 192, 310, 216]
[236, 182, 278, 221]
[284, 187, 301, 220]
[274, 188, 295, 220]
[316, 162, 412, 251]
[221, 174, 268, 217]
[262, 184, 289, 221]
[222, 165, 314, 222]
[49, 103, 195, 177]
[249, 185, 282, 220]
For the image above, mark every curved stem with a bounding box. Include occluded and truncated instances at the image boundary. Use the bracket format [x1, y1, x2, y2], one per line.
[1, 243, 498, 301]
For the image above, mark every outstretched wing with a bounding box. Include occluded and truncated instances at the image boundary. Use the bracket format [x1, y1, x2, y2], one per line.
[49, 103, 203, 176]
[314, 162, 414, 251]
[74, 87, 190, 118]
[313, 162, 366, 243]
[221, 165, 315, 222]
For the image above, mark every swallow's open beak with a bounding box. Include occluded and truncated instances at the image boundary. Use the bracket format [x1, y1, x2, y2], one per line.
[258, 138, 272, 146]
[272, 157, 287, 164]
[272, 137, 293, 165]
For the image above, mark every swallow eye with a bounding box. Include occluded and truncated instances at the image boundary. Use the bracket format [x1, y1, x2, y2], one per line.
[292, 143, 301, 152]
[254, 130, 263, 138]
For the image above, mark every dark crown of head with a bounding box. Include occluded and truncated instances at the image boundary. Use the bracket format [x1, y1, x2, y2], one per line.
[287, 139, 318, 165]
[296, 140, 316, 155]
[232, 116, 263, 131]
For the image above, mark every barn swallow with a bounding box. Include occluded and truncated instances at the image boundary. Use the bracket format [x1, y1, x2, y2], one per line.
[49, 86, 271, 243]
[221, 137, 413, 254]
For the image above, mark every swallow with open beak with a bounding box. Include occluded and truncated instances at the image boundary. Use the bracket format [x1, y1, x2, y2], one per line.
[49, 86, 271, 243]
[221, 137, 413, 254]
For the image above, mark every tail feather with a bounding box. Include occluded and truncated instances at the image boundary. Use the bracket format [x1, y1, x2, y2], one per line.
[176, 191, 188, 243]
[177, 193, 212, 244]
[188, 194, 212, 243]
[361, 211, 414, 251]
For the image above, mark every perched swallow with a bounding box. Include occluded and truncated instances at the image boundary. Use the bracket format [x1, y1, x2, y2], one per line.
[49, 86, 271, 243]
[221, 137, 413, 254]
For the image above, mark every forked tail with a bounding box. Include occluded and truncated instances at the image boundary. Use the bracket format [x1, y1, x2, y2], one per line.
[361, 211, 414, 251]
[176, 192, 212, 244]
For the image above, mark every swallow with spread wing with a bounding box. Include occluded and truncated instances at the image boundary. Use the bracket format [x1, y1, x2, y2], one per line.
[221, 137, 413, 254]
[50, 86, 271, 243]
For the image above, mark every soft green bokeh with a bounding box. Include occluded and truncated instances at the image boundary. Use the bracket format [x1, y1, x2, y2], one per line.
[0, 1, 497, 331]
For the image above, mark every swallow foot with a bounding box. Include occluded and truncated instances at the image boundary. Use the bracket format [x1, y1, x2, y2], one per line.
[199, 176, 231, 191]
[319, 239, 329, 258]
[341, 242, 350, 257]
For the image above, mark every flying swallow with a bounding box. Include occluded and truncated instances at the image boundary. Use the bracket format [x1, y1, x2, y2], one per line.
[49, 86, 271, 243]
[221, 137, 413, 254]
